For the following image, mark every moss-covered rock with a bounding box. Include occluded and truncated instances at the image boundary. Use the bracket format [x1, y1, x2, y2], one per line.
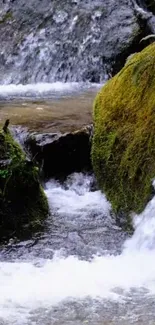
[0, 127, 49, 240]
[92, 43, 155, 217]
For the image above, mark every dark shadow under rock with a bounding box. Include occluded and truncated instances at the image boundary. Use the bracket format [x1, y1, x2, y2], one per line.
[25, 125, 93, 179]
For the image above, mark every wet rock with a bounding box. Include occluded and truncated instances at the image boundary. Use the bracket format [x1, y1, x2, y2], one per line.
[0, 0, 150, 83]
[136, 0, 155, 15]
[25, 125, 93, 179]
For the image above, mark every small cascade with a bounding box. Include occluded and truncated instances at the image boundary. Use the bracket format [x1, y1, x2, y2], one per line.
[0, 0, 146, 84]
[0, 173, 155, 324]
[0, 1, 155, 324]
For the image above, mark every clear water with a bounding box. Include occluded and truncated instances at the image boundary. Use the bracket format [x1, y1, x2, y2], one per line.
[0, 82, 100, 133]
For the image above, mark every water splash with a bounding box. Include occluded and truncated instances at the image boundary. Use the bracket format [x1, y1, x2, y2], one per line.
[45, 173, 111, 219]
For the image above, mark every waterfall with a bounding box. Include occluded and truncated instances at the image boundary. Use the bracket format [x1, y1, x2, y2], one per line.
[0, 0, 147, 85]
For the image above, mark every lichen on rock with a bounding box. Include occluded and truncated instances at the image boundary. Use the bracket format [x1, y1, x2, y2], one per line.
[0, 126, 49, 241]
[92, 43, 155, 217]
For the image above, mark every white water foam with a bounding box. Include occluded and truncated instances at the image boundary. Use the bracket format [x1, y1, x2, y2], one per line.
[1, 173, 155, 323]
[45, 173, 111, 218]
[0, 82, 101, 99]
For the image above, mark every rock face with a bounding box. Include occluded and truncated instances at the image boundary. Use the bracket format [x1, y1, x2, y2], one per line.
[0, 0, 148, 84]
[25, 125, 93, 179]
[0, 127, 49, 241]
[92, 43, 155, 216]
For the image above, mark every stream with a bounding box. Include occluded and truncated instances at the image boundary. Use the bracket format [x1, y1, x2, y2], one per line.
[0, 166, 155, 324]
[0, 84, 155, 324]
[0, 0, 155, 323]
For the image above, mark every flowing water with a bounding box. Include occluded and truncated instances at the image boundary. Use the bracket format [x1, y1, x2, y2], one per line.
[0, 0, 155, 323]
[0, 83, 155, 324]
[0, 0, 142, 84]
[0, 171, 155, 325]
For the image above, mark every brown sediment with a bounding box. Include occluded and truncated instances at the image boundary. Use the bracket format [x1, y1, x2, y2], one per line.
[0, 90, 97, 133]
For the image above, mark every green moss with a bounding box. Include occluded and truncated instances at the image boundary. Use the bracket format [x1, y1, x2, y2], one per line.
[0, 130, 24, 160]
[92, 43, 155, 216]
[0, 128, 49, 240]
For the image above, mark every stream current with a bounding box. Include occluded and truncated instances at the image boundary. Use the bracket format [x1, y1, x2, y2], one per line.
[0, 84, 155, 324]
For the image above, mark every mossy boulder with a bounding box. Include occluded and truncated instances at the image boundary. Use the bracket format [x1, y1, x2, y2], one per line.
[0, 127, 49, 240]
[92, 43, 155, 217]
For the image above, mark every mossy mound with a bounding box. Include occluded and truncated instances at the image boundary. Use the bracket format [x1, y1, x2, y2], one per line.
[0, 127, 49, 240]
[92, 43, 155, 216]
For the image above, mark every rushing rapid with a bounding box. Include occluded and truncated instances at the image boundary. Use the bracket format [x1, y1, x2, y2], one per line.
[0, 173, 155, 324]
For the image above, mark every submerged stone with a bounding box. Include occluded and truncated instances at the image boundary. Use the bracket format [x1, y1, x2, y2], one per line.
[92, 43, 155, 217]
[0, 126, 49, 241]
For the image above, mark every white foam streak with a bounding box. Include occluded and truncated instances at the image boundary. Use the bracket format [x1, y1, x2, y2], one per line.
[0, 82, 101, 99]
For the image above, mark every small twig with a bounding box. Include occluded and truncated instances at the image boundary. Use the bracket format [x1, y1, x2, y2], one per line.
[3, 119, 10, 133]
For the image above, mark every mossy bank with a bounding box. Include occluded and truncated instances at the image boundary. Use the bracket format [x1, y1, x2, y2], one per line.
[92, 43, 155, 217]
[0, 126, 49, 241]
